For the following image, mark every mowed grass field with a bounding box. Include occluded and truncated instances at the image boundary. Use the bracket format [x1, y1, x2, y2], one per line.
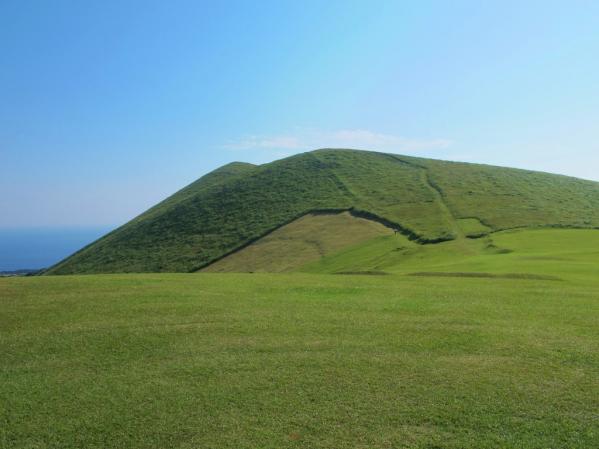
[2, 237, 599, 449]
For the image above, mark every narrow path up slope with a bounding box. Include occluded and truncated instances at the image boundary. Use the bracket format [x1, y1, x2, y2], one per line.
[421, 170, 464, 239]
[313, 150, 456, 242]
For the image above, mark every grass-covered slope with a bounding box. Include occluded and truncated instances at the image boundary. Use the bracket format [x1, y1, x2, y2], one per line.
[418, 157, 599, 230]
[46, 161, 259, 274]
[47, 149, 599, 274]
[301, 228, 599, 281]
[203, 211, 392, 273]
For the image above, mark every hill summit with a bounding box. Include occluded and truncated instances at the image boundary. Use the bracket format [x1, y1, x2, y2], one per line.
[47, 149, 599, 274]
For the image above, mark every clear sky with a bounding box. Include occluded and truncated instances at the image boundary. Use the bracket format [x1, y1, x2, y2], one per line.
[2, 0, 599, 229]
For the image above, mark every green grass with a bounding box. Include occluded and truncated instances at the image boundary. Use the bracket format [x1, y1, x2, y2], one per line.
[456, 218, 491, 237]
[203, 211, 392, 272]
[420, 157, 599, 231]
[2, 271, 598, 448]
[46, 149, 599, 275]
[302, 228, 599, 282]
[11, 150, 599, 447]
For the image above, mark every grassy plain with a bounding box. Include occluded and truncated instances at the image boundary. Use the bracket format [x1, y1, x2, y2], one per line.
[2, 237, 599, 448]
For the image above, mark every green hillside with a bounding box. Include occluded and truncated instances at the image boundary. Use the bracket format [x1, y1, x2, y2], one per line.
[46, 149, 599, 274]
[301, 228, 599, 280]
[203, 211, 393, 273]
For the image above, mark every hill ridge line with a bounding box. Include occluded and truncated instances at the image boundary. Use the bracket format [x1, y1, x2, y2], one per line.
[385, 154, 427, 170]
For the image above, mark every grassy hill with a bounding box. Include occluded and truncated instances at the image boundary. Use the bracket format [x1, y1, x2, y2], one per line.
[7, 152, 599, 448]
[46, 149, 599, 274]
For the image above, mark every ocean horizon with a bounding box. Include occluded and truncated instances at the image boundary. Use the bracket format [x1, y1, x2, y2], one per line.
[0, 227, 112, 271]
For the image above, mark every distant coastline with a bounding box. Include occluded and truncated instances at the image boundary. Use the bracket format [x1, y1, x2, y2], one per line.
[0, 227, 111, 272]
[0, 269, 41, 277]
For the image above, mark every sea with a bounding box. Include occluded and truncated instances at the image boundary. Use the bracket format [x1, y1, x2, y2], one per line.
[0, 227, 112, 272]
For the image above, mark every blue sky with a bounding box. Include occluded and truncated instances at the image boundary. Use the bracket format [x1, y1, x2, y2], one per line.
[2, 0, 599, 229]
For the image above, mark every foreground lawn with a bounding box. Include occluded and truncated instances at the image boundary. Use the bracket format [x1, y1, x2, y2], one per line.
[1, 273, 598, 448]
